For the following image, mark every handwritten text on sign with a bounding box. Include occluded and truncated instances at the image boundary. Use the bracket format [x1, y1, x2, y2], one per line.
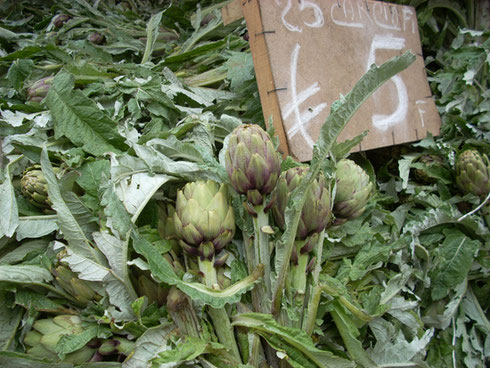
[253, 0, 440, 161]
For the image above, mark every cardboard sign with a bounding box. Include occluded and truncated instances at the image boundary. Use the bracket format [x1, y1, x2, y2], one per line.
[237, 0, 441, 161]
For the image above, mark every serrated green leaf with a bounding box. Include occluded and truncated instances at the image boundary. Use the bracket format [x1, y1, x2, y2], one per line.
[232, 313, 355, 368]
[331, 303, 377, 368]
[0, 291, 22, 350]
[14, 289, 65, 313]
[46, 73, 128, 156]
[123, 324, 174, 368]
[431, 228, 480, 300]
[0, 163, 19, 238]
[0, 265, 53, 285]
[141, 11, 164, 64]
[16, 216, 58, 241]
[7, 59, 34, 90]
[0, 239, 48, 265]
[75, 160, 110, 197]
[41, 147, 105, 264]
[132, 231, 263, 308]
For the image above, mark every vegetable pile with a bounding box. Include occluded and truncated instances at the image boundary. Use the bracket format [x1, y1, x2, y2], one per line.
[0, 1, 488, 367]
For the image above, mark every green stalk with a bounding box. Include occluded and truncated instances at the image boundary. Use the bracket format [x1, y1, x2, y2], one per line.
[252, 205, 272, 311]
[304, 232, 326, 335]
[198, 257, 242, 363]
[304, 285, 322, 336]
[291, 249, 309, 329]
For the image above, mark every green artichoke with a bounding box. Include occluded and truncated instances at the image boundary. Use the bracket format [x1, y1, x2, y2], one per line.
[225, 124, 281, 206]
[173, 180, 235, 261]
[333, 159, 373, 225]
[455, 149, 490, 197]
[27, 76, 54, 103]
[24, 315, 96, 363]
[24, 315, 135, 363]
[53, 264, 102, 305]
[272, 166, 331, 243]
[20, 165, 59, 211]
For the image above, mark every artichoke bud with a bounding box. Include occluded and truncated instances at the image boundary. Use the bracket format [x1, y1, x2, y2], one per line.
[24, 315, 97, 363]
[53, 14, 71, 27]
[52, 251, 101, 305]
[455, 150, 490, 198]
[21, 165, 60, 211]
[174, 180, 235, 261]
[27, 77, 54, 102]
[272, 166, 331, 240]
[88, 32, 105, 45]
[225, 124, 281, 206]
[333, 159, 373, 225]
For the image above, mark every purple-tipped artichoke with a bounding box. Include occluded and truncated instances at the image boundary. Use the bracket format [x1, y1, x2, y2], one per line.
[224, 124, 281, 206]
[333, 159, 373, 225]
[88, 32, 105, 45]
[173, 180, 235, 261]
[27, 76, 54, 103]
[53, 14, 71, 28]
[272, 166, 331, 244]
[455, 150, 490, 198]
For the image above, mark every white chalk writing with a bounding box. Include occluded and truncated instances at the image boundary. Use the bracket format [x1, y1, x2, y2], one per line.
[416, 100, 427, 127]
[367, 34, 408, 131]
[278, 0, 324, 33]
[277, 0, 416, 33]
[284, 43, 327, 147]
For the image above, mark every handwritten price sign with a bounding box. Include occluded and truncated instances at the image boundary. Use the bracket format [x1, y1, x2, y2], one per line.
[238, 0, 441, 161]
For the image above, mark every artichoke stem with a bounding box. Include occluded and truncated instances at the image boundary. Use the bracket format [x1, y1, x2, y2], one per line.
[252, 205, 272, 311]
[291, 251, 309, 329]
[304, 284, 322, 336]
[198, 258, 242, 364]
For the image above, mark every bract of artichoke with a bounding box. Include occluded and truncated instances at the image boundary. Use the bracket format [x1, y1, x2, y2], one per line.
[455, 149, 490, 197]
[333, 159, 373, 225]
[224, 124, 281, 206]
[272, 166, 331, 244]
[173, 180, 235, 261]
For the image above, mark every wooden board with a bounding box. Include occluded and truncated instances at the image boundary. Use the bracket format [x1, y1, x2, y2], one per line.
[240, 0, 441, 161]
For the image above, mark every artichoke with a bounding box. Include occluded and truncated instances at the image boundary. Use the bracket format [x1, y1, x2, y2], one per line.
[224, 124, 281, 206]
[333, 159, 373, 225]
[53, 14, 71, 28]
[272, 166, 331, 244]
[173, 180, 235, 261]
[24, 315, 96, 363]
[27, 76, 54, 103]
[20, 165, 59, 211]
[88, 32, 106, 45]
[455, 149, 490, 198]
[24, 315, 135, 363]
